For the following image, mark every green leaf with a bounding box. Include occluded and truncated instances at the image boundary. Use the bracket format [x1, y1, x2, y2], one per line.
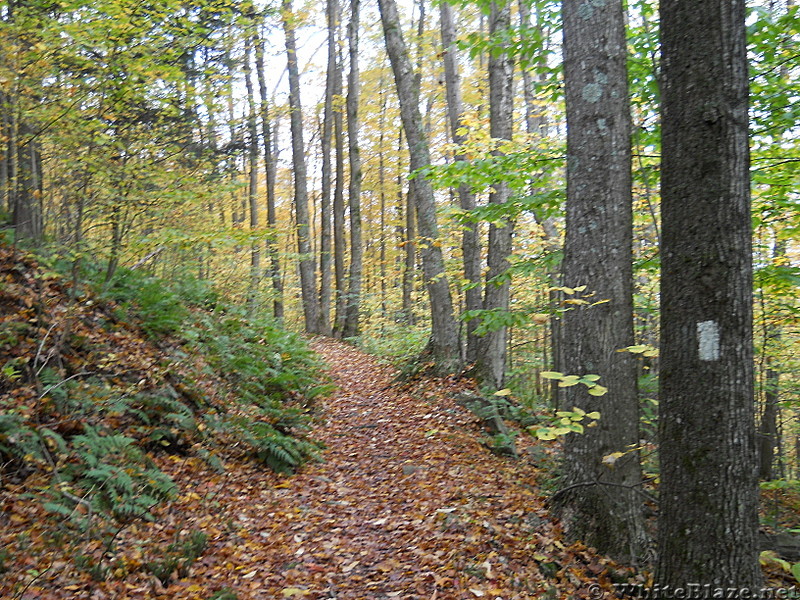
[535, 428, 557, 441]
[558, 375, 581, 387]
[539, 371, 564, 380]
[587, 385, 608, 396]
[791, 563, 800, 583]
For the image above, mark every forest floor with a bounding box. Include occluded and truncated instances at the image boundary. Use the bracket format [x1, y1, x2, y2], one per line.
[129, 337, 632, 600]
[1, 329, 639, 600]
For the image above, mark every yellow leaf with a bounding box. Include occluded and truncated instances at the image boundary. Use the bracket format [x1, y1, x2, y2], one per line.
[242, 569, 258, 579]
[603, 451, 625, 466]
[281, 588, 310, 597]
[493, 388, 512, 396]
[342, 560, 359, 573]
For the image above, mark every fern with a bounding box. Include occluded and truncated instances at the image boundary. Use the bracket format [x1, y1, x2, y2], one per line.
[58, 426, 176, 522]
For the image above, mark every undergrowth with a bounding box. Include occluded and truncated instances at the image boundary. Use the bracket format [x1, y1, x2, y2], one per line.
[0, 242, 327, 592]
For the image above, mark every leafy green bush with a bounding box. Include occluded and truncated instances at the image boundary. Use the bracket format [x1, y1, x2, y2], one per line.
[99, 268, 188, 337]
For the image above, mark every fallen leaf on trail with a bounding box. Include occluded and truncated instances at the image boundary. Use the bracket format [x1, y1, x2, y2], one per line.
[342, 560, 359, 572]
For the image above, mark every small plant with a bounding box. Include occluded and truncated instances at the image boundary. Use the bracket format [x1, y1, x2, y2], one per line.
[146, 529, 209, 585]
[46, 426, 176, 524]
[74, 553, 110, 581]
[0, 548, 11, 574]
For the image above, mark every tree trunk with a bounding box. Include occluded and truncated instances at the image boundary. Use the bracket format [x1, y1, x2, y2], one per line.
[440, 1, 481, 364]
[282, 0, 321, 333]
[554, 0, 647, 563]
[244, 32, 261, 313]
[342, 0, 363, 339]
[378, 0, 461, 373]
[399, 129, 416, 326]
[518, 0, 561, 407]
[332, 38, 347, 337]
[475, 0, 514, 388]
[758, 237, 786, 481]
[657, 0, 761, 588]
[318, 0, 339, 336]
[11, 118, 43, 245]
[255, 29, 284, 320]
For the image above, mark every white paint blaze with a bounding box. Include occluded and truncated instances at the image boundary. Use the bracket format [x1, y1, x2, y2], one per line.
[697, 320, 720, 361]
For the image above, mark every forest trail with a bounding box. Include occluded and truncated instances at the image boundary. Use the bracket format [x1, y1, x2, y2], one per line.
[162, 338, 610, 600]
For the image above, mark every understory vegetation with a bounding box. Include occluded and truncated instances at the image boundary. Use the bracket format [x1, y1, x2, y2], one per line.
[0, 239, 328, 594]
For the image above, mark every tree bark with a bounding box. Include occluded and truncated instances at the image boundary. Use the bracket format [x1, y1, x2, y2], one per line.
[475, 0, 514, 388]
[554, 0, 647, 562]
[318, 0, 339, 336]
[244, 31, 261, 313]
[332, 36, 347, 337]
[657, 0, 761, 588]
[282, 0, 321, 333]
[342, 0, 363, 338]
[378, 0, 461, 372]
[439, 1, 481, 364]
[398, 129, 416, 326]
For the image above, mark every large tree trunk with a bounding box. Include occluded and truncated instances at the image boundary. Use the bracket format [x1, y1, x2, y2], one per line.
[255, 29, 284, 320]
[657, 0, 760, 587]
[282, 0, 321, 333]
[554, 0, 647, 563]
[378, 0, 461, 373]
[475, 0, 514, 388]
[342, 0, 363, 338]
[439, 1, 481, 364]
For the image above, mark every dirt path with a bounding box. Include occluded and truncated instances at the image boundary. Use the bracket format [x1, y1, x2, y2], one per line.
[180, 338, 594, 600]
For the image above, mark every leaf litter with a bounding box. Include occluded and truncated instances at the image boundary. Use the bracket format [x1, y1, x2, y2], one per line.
[0, 246, 636, 598]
